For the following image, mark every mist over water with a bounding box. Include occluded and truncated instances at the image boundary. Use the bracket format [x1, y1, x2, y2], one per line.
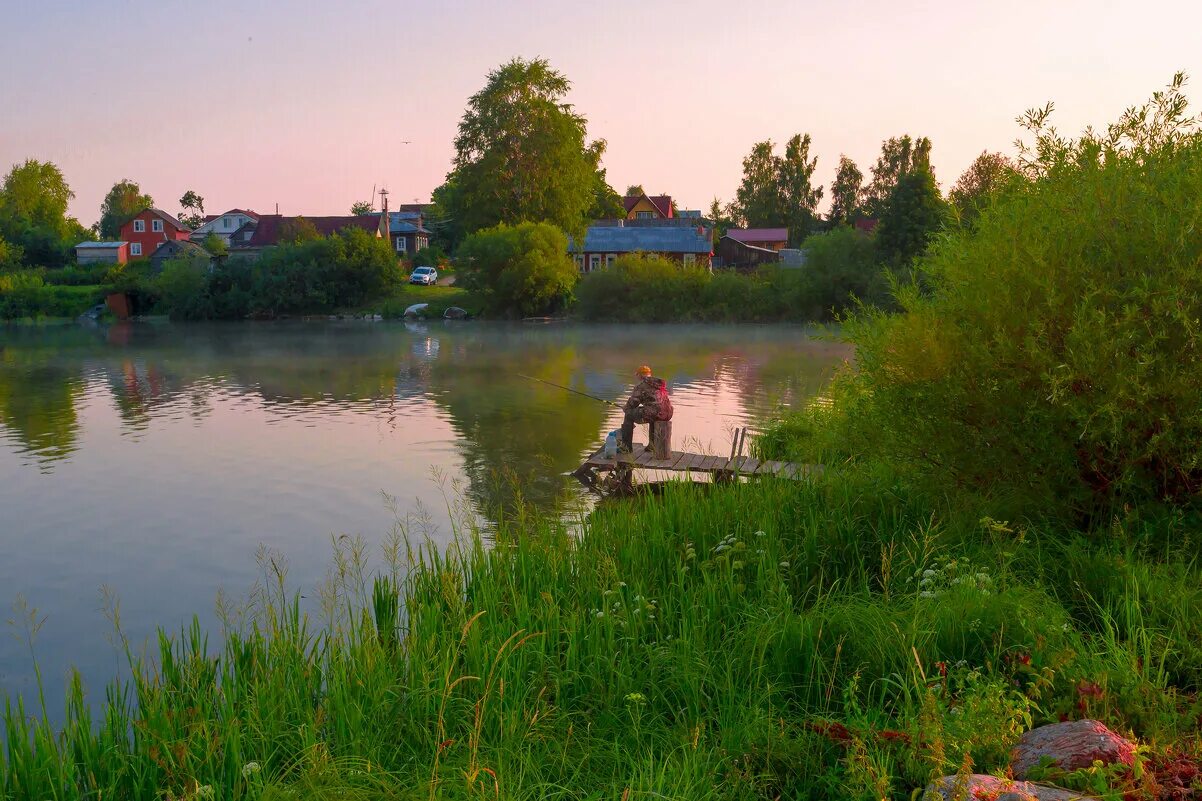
[0, 320, 847, 709]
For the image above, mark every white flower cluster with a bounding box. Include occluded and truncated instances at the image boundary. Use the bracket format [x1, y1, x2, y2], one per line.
[590, 584, 657, 624]
[908, 558, 994, 599]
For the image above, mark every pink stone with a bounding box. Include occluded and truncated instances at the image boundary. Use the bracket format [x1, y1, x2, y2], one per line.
[924, 774, 1083, 800]
[1010, 719, 1135, 779]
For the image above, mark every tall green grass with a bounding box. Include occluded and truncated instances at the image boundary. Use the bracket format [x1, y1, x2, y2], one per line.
[3, 476, 1197, 800]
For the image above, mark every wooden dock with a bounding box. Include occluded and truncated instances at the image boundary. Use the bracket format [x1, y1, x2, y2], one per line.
[572, 445, 818, 490]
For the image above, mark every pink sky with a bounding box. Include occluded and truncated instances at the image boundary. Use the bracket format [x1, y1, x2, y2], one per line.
[3, 0, 1200, 225]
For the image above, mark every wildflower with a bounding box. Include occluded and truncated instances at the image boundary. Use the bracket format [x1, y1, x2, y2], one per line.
[242, 761, 262, 779]
[1061, 622, 1070, 632]
[919, 591, 935, 599]
[732, 561, 744, 570]
[922, 569, 936, 579]
[595, 611, 604, 618]
[619, 581, 627, 587]
[755, 530, 766, 537]
[195, 786, 215, 800]
[625, 692, 647, 706]
[778, 561, 790, 568]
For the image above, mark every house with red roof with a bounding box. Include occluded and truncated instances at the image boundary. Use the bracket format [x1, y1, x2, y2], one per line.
[623, 193, 674, 221]
[232, 213, 388, 257]
[119, 208, 192, 259]
[725, 227, 788, 252]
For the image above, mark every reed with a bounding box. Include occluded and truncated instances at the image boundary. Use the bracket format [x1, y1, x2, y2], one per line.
[2, 475, 1199, 800]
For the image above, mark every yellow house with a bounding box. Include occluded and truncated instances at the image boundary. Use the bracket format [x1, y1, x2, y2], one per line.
[622, 193, 673, 220]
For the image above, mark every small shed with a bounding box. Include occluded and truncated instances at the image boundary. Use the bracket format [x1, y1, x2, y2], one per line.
[75, 241, 129, 265]
[715, 235, 778, 271]
[149, 240, 212, 271]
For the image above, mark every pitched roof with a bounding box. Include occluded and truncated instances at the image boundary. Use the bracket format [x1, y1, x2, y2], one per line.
[76, 240, 127, 249]
[387, 211, 430, 234]
[222, 208, 259, 220]
[622, 194, 673, 218]
[244, 215, 383, 247]
[726, 227, 788, 243]
[150, 240, 210, 261]
[575, 223, 711, 254]
[147, 208, 191, 231]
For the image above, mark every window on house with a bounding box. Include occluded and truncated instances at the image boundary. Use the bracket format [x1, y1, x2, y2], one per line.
[683, 253, 696, 265]
[133, 219, 145, 233]
[605, 254, 616, 268]
[152, 219, 163, 232]
[589, 255, 601, 272]
[395, 237, 407, 254]
[130, 243, 142, 256]
[574, 255, 584, 271]
[225, 218, 233, 229]
[636, 211, 654, 220]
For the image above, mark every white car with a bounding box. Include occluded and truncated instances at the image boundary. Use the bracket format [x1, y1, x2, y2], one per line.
[409, 266, 438, 285]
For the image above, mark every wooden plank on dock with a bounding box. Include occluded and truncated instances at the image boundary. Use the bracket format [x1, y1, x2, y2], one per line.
[684, 453, 706, 471]
[646, 452, 675, 469]
[670, 451, 692, 471]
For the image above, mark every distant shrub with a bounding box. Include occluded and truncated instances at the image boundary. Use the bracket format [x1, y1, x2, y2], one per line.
[792, 227, 887, 320]
[456, 222, 577, 317]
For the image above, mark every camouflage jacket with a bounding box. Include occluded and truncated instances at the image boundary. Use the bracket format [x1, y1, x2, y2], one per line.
[624, 377, 673, 420]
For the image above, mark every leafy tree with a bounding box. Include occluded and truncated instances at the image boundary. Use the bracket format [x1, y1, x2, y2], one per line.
[99, 179, 153, 239]
[0, 160, 74, 237]
[278, 217, 320, 243]
[350, 200, 374, 215]
[202, 232, 228, 257]
[733, 140, 782, 227]
[949, 151, 1019, 227]
[456, 221, 577, 317]
[589, 164, 624, 220]
[0, 160, 86, 267]
[0, 233, 23, 270]
[178, 190, 205, 229]
[707, 198, 737, 243]
[862, 135, 933, 218]
[624, 184, 645, 196]
[777, 133, 823, 245]
[827, 156, 864, 227]
[874, 170, 947, 268]
[436, 58, 613, 243]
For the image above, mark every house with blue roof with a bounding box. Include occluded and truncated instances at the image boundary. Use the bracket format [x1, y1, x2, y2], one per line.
[387, 211, 431, 258]
[570, 219, 712, 272]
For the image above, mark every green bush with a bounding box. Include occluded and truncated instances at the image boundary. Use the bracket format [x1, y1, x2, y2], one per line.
[456, 221, 577, 317]
[793, 227, 887, 319]
[145, 228, 402, 320]
[801, 81, 1202, 522]
[0, 280, 103, 319]
[42, 263, 112, 286]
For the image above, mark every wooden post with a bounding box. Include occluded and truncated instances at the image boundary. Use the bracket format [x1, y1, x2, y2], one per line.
[649, 420, 672, 460]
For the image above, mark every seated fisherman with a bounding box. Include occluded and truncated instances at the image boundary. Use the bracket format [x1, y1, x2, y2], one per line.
[620, 365, 673, 453]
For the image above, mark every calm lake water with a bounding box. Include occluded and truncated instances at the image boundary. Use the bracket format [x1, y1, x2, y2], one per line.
[0, 320, 847, 709]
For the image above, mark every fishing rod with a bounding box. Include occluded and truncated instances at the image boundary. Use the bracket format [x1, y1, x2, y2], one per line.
[517, 374, 622, 408]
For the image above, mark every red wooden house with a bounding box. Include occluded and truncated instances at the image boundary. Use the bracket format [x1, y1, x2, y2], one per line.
[119, 208, 192, 259]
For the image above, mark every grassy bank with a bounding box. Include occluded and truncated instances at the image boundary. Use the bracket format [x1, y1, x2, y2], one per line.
[2, 475, 1199, 800]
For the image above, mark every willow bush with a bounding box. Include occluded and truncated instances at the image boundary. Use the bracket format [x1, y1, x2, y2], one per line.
[803, 76, 1202, 522]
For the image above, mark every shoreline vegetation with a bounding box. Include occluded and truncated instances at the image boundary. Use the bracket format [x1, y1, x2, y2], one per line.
[5, 79, 1202, 801]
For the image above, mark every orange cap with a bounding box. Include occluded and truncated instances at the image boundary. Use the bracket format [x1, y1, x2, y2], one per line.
[636, 365, 652, 376]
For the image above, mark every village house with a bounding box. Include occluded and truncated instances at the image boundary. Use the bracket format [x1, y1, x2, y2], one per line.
[74, 241, 129, 265]
[119, 208, 192, 259]
[623, 193, 674, 220]
[189, 209, 260, 246]
[725, 227, 789, 252]
[571, 219, 712, 272]
[232, 213, 388, 258]
[386, 211, 431, 257]
[149, 240, 212, 271]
